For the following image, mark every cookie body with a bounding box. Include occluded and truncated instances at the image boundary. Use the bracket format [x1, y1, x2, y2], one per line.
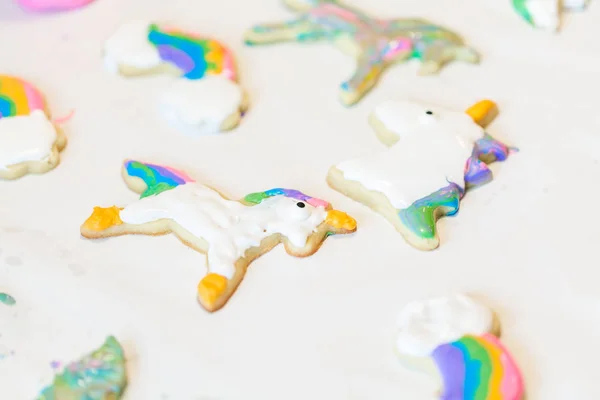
[81, 160, 356, 312]
[17, 0, 94, 11]
[327, 99, 512, 250]
[396, 294, 524, 400]
[104, 21, 247, 135]
[38, 336, 127, 400]
[245, 1, 478, 105]
[0, 75, 66, 180]
[513, 0, 590, 31]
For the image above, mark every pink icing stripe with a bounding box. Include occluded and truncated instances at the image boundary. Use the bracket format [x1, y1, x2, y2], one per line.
[159, 25, 237, 81]
[482, 333, 525, 399]
[17, 0, 94, 11]
[307, 198, 329, 208]
[22, 81, 45, 112]
[164, 166, 195, 183]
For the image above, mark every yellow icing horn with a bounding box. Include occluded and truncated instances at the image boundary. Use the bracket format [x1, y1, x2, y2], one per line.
[325, 210, 357, 233]
[465, 100, 498, 128]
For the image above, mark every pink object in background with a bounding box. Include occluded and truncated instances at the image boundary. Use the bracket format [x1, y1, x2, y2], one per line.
[17, 0, 94, 12]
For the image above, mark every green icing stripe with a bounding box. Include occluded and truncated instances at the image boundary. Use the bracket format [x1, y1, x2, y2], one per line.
[512, 0, 534, 24]
[458, 336, 492, 400]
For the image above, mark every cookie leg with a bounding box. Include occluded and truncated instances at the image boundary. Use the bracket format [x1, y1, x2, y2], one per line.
[340, 54, 384, 105]
[244, 18, 318, 45]
[197, 251, 243, 312]
[397, 183, 463, 250]
[417, 42, 478, 75]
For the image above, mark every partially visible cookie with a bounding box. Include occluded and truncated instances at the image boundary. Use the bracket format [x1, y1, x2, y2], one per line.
[38, 336, 127, 400]
[396, 294, 524, 399]
[103, 21, 247, 135]
[17, 0, 94, 12]
[245, 1, 478, 105]
[0, 75, 66, 180]
[513, 0, 590, 31]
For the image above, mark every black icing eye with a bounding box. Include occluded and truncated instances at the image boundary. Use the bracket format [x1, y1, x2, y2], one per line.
[296, 202, 306, 208]
[425, 110, 433, 115]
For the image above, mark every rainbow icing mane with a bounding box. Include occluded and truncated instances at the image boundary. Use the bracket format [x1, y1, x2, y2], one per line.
[0, 75, 45, 119]
[244, 188, 330, 208]
[124, 160, 195, 198]
[432, 333, 524, 400]
[124, 160, 330, 208]
[147, 24, 237, 81]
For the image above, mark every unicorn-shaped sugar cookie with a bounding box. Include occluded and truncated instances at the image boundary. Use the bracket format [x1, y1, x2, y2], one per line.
[513, 0, 590, 31]
[38, 336, 128, 400]
[245, 0, 479, 105]
[0, 75, 67, 180]
[327, 99, 514, 250]
[396, 294, 524, 400]
[80, 160, 357, 312]
[104, 21, 248, 135]
[17, 0, 94, 12]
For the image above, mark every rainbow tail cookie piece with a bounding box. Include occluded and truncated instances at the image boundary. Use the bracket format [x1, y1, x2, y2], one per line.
[433, 333, 524, 400]
[123, 160, 194, 198]
[398, 183, 463, 247]
[38, 336, 128, 400]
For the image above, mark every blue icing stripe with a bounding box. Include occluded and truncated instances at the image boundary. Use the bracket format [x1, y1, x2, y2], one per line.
[454, 340, 482, 400]
[125, 161, 185, 187]
[0, 96, 14, 118]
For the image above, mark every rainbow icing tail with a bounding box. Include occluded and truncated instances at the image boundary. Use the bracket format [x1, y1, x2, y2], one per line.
[123, 160, 194, 198]
[398, 183, 463, 241]
[432, 333, 524, 400]
[0, 75, 45, 119]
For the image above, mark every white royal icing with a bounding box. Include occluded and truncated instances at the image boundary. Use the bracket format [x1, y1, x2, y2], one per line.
[103, 20, 161, 73]
[160, 75, 243, 135]
[525, 0, 560, 30]
[563, 0, 589, 10]
[336, 100, 483, 209]
[0, 110, 58, 170]
[119, 183, 328, 279]
[396, 294, 494, 357]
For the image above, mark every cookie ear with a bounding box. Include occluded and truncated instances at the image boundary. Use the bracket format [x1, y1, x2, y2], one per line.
[121, 160, 194, 198]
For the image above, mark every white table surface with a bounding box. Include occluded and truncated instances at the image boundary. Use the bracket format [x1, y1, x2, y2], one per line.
[0, 0, 599, 398]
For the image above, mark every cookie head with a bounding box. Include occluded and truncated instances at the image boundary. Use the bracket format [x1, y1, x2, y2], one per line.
[374, 100, 485, 141]
[396, 294, 494, 357]
[244, 188, 356, 237]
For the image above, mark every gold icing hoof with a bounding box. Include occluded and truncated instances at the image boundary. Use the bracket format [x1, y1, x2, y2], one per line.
[83, 206, 123, 231]
[197, 273, 229, 308]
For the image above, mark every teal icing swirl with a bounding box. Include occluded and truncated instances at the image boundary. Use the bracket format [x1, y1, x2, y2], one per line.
[0, 292, 16, 306]
[38, 336, 127, 400]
